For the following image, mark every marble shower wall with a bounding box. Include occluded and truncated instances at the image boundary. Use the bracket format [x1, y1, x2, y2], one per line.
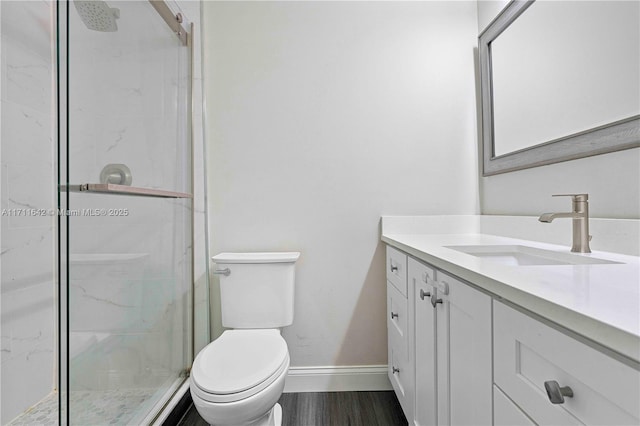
[0, 1, 57, 424]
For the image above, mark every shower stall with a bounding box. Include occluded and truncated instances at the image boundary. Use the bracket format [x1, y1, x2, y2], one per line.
[1, 1, 207, 424]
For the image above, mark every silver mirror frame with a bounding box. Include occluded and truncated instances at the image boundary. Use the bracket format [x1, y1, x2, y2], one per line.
[479, 0, 640, 176]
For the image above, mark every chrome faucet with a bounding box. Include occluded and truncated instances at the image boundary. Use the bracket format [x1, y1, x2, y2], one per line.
[538, 194, 592, 253]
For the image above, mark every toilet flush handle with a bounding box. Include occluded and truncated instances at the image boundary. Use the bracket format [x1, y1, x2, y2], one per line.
[213, 268, 230, 276]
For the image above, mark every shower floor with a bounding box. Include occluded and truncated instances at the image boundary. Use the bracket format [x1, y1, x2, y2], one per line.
[9, 387, 157, 426]
[8, 392, 57, 426]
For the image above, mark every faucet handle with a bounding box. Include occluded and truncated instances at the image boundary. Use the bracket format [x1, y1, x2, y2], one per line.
[552, 194, 588, 202]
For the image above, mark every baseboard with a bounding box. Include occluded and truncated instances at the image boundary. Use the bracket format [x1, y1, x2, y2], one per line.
[283, 365, 392, 393]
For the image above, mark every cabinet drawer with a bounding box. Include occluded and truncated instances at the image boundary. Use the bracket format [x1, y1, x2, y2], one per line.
[387, 283, 408, 356]
[494, 301, 640, 425]
[389, 345, 413, 416]
[386, 246, 407, 296]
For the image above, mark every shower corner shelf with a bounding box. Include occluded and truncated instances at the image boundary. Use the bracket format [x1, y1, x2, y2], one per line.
[61, 183, 193, 199]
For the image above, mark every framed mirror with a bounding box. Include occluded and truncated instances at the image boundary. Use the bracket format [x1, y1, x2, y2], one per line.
[479, 0, 640, 176]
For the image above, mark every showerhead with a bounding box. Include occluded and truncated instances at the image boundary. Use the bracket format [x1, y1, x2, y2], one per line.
[73, 0, 120, 32]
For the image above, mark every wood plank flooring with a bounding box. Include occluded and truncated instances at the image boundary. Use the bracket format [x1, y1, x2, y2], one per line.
[177, 391, 407, 426]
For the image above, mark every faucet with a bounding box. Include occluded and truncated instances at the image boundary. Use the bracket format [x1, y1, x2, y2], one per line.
[538, 194, 591, 253]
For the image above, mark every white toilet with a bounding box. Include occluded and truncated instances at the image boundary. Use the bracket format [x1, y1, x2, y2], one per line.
[190, 252, 300, 426]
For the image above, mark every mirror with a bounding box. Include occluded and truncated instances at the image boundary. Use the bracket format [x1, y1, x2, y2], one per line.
[479, 0, 640, 176]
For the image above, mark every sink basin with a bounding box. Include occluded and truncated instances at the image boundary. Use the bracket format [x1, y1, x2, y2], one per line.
[445, 245, 622, 266]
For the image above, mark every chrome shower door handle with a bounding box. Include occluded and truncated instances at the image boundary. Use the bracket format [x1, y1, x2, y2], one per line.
[213, 268, 230, 276]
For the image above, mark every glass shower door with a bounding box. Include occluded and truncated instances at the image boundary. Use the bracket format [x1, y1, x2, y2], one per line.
[60, 1, 193, 424]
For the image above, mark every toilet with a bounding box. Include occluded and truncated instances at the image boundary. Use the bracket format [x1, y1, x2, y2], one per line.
[190, 252, 300, 426]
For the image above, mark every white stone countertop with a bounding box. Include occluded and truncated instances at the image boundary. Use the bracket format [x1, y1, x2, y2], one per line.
[381, 231, 640, 364]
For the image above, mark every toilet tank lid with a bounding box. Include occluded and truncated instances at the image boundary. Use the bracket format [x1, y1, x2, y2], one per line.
[212, 252, 300, 264]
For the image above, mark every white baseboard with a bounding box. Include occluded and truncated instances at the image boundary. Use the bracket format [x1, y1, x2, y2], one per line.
[283, 365, 392, 393]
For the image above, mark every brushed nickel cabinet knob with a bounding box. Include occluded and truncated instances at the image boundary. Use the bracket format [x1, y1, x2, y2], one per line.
[544, 380, 574, 404]
[420, 289, 431, 300]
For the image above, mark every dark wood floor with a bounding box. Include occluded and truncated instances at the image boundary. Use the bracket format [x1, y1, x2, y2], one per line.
[177, 391, 407, 426]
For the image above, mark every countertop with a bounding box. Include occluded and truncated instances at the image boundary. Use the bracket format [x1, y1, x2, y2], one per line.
[381, 231, 640, 364]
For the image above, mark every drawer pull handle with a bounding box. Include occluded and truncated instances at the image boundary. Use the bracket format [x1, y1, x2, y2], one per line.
[390, 263, 398, 272]
[420, 289, 431, 300]
[392, 366, 400, 374]
[430, 293, 443, 308]
[390, 312, 399, 319]
[544, 380, 573, 404]
[213, 268, 230, 276]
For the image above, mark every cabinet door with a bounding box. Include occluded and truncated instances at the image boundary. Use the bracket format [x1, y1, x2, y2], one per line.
[436, 272, 492, 426]
[412, 260, 437, 426]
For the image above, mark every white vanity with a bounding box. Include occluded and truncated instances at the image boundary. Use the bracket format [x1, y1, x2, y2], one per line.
[382, 216, 640, 426]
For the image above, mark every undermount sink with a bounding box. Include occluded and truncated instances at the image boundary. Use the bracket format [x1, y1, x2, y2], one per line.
[446, 245, 622, 266]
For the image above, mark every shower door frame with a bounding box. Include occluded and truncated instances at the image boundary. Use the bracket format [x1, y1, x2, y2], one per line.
[56, 1, 196, 424]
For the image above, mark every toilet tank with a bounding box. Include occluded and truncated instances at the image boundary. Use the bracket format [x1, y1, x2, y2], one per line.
[212, 252, 300, 329]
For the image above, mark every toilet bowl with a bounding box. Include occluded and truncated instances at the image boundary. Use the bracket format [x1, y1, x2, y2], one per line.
[190, 252, 299, 426]
[190, 330, 289, 426]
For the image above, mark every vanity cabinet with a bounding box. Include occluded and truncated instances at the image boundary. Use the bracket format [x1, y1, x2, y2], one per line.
[386, 244, 639, 426]
[493, 301, 640, 425]
[410, 258, 492, 426]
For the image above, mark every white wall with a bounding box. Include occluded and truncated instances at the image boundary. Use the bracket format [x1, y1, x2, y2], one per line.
[477, 0, 510, 32]
[203, 1, 479, 368]
[480, 149, 640, 218]
[477, 1, 640, 219]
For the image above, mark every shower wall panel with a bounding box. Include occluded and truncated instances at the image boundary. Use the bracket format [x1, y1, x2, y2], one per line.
[0, 1, 57, 424]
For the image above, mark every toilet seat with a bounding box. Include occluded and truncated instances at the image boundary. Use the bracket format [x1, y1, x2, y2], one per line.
[191, 329, 289, 403]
